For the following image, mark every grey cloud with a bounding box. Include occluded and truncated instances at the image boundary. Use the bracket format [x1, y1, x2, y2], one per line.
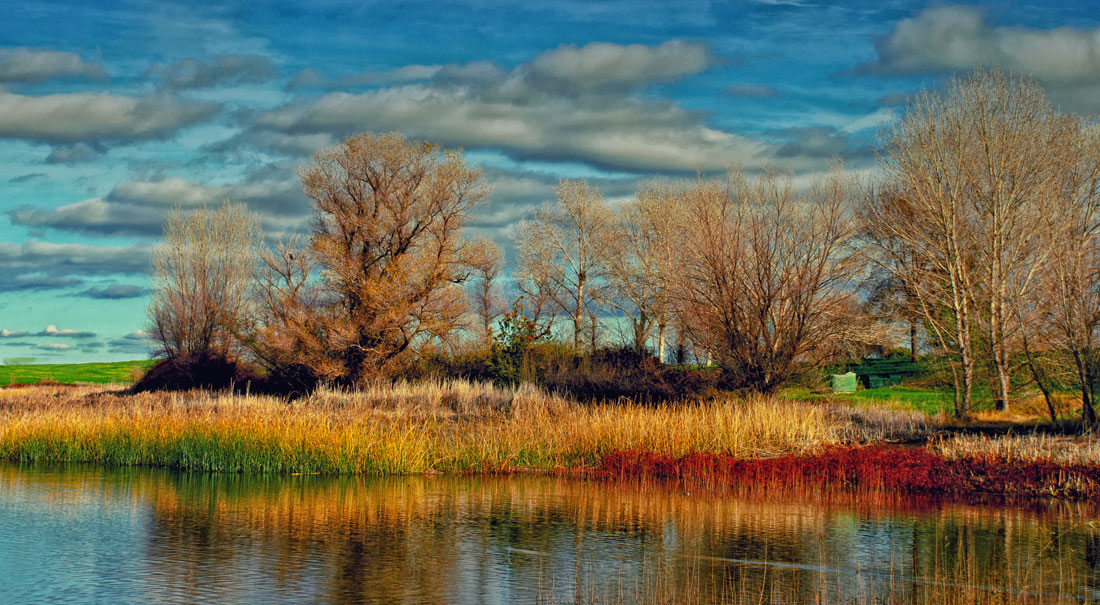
[288, 64, 441, 89]
[37, 343, 72, 351]
[108, 330, 154, 356]
[859, 6, 1100, 110]
[78, 283, 146, 299]
[0, 47, 106, 83]
[149, 54, 276, 90]
[776, 126, 873, 161]
[0, 329, 29, 338]
[9, 173, 46, 183]
[233, 40, 775, 173]
[10, 169, 310, 237]
[46, 143, 103, 164]
[38, 325, 95, 338]
[0, 273, 83, 291]
[521, 40, 712, 94]
[0, 91, 219, 144]
[0, 240, 152, 279]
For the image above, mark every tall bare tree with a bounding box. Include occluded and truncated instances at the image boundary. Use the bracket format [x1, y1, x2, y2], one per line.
[149, 202, 261, 360]
[514, 179, 617, 349]
[675, 169, 856, 393]
[870, 69, 1074, 416]
[606, 181, 676, 356]
[1043, 124, 1100, 427]
[465, 238, 504, 349]
[300, 132, 490, 382]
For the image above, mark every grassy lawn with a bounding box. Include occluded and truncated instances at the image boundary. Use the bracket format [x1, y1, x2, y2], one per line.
[782, 385, 955, 416]
[0, 360, 157, 386]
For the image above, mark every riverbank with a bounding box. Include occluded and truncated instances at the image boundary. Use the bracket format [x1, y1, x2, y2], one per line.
[1, 382, 1097, 500]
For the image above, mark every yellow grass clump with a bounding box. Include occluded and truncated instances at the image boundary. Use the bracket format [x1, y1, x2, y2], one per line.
[0, 381, 928, 475]
[931, 432, 1100, 467]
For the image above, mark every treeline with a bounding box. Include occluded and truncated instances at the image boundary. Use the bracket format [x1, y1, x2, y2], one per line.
[144, 69, 1100, 428]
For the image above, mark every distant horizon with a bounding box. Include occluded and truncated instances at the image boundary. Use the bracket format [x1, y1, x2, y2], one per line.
[2, 0, 1099, 363]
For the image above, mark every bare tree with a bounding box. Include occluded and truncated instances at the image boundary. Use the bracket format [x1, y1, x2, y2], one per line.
[299, 132, 490, 382]
[606, 181, 677, 356]
[870, 69, 1075, 416]
[465, 238, 504, 349]
[246, 238, 343, 388]
[149, 202, 261, 360]
[1042, 123, 1100, 428]
[514, 179, 617, 350]
[675, 169, 856, 393]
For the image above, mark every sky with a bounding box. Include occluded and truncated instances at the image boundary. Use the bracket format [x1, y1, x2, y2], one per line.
[1, 0, 1099, 363]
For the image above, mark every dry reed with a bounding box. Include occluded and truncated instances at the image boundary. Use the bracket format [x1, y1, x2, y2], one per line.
[0, 381, 928, 475]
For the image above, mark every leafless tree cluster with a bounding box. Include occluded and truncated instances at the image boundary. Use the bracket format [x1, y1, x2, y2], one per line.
[146, 69, 1100, 427]
[513, 169, 860, 393]
[863, 69, 1100, 425]
[151, 133, 490, 387]
[149, 202, 261, 360]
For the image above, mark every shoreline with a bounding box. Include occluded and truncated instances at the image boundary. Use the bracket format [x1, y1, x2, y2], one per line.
[2, 382, 1098, 501]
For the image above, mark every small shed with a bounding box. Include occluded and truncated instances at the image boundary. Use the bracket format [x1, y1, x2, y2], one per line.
[831, 372, 858, 394]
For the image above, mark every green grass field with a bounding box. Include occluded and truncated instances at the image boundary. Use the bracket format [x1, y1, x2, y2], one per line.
[781, 385, 956, 416]
[0, 360, 157, 386]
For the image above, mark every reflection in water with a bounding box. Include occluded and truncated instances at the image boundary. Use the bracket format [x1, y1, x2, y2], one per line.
[1, 463, 1098, 603]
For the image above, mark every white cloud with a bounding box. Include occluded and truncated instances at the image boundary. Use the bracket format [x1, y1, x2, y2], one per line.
[10, 170, 310, 237]
[0, 91, 218, 144]
[0, 47, 106, 83]
[237, 40, 775, 173]
[148, 54, 276, 90]
[40, 325, 96, 338]
[860, 6, 1100, 110]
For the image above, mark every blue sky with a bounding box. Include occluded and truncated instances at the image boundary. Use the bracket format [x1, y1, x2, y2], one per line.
[1, 0, 1098, 363]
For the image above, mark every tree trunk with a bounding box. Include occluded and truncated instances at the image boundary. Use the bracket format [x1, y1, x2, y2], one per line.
[909, 321, 919, 363]
[574, 280, 584, 350]
[657, 322, 667, 364]
[1022, 334, 1057, 422]
[1073, 347, 1097, 429]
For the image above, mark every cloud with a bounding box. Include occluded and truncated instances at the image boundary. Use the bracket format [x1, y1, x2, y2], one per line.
[0, 273, 84, 291]
[235, 40, 774, 173]
[288, 64, 442, 89]
[0, 90, 219, 144]
[0, 329, 28, 338]
[0, 240, 152, 293]
[10, 168, 311, 237]
[0, 47, 106, 83]
[775, 126, 873, 161]
[46, 143, 102, 164]
[9, 172, 46, 183]
[78, 283, 146, 299]
[521, 40, 712, 94]
[39, 324, 96, 338]
[37, 343, 73, 351]
[108, 330, 155, 356]
[858, 6, 1100, 110]
[148, 54, 276, 90]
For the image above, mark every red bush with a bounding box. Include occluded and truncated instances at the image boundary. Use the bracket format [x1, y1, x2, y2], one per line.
[599, 445, 1100, 500]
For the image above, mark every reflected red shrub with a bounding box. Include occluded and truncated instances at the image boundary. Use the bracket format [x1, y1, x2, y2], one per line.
[600, 445, 1100, 500]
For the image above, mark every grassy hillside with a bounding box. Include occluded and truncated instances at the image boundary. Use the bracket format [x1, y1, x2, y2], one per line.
[0, 360, 157, 386]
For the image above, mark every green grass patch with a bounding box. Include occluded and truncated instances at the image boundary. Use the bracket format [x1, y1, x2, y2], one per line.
[0, 360, 157, 386]
[782, 384, 953, 416]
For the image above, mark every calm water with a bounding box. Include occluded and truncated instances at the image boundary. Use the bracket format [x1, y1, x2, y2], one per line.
[1, 463, 1099, 603]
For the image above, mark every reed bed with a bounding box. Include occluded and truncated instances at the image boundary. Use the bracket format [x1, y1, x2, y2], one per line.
[0, 381, 927, 475]
[931, 432, 1100, 467]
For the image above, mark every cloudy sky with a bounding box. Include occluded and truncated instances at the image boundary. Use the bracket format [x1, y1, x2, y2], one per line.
[0, 0, 1098, 363]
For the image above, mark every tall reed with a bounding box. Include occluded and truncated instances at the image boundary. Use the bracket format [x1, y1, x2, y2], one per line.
[0, 382, 927, 475]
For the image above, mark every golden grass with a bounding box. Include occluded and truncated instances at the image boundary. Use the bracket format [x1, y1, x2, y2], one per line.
[931, 432, 1100, 467]
[0, 381, 928, 475]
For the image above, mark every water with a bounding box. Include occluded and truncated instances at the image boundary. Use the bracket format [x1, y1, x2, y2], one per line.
[1, 463, 1098, 603]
